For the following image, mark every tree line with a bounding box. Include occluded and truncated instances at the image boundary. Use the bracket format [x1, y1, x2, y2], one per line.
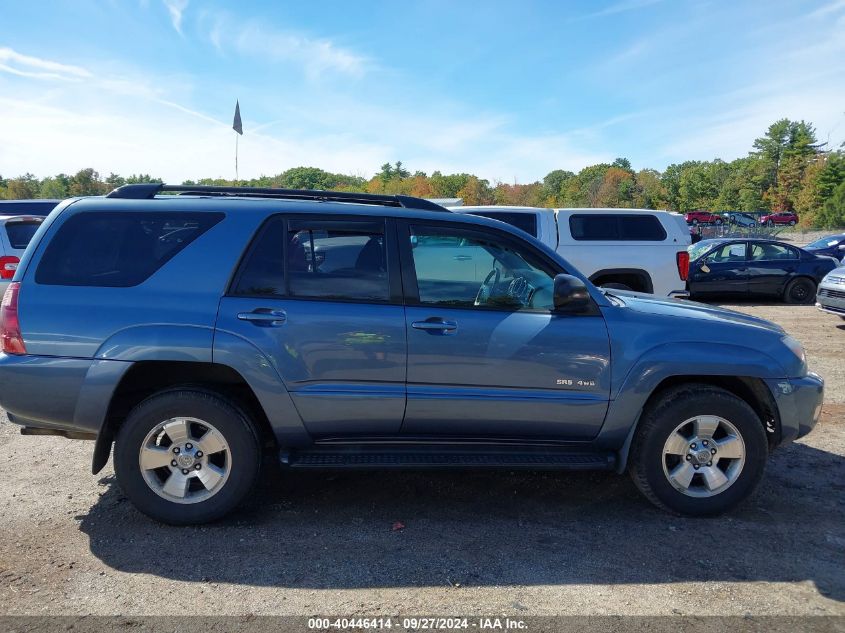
[2, 118, 843, 228]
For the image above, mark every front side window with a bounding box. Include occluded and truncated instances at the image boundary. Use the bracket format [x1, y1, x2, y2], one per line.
[705, 243, 747, 263]
[287, 220, 389, 302]
[36, 211, 223, 287]
[409, 225, 555, 311]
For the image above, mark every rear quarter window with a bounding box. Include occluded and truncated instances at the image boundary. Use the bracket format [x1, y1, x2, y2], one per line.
[569, 214, 667, 241]
[4, 221, 42, 250]
[35, 211, 223, 287]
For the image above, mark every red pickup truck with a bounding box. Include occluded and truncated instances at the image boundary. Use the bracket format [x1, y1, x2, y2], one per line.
[684, 211, 723, 225]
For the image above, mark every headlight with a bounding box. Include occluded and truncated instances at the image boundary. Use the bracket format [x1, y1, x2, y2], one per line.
[781, 335, 806, 367]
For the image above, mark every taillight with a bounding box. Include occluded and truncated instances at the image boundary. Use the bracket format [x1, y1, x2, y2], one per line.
[677, 251, 690, 282]
[1, 282, 26, 355]
[0, 256, 19, 280]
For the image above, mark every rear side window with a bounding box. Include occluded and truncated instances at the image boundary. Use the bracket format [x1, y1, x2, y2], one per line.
[36, 212, 223, 287]
[569, 214, 667, 241]
[5, 221, 42, 250]
[468, 212, 538, 238]
[287, 220, 389, 302]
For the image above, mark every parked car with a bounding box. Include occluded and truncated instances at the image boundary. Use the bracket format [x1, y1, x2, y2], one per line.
[0, 200, 60, 216]
[0, 215, 45, 295]
[726, 212, 758, 228]
[816, 266, 845, 319]
[804, 233, 845, 262]
[687, 238, 838, 303]
[760, 211, 798, 227]
[0, 184, 823, 524]
[452, 206, 691, 298]
[684, 211, 723, 225]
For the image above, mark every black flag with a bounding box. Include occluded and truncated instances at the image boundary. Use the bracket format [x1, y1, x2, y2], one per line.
[232, 100, 243, 135]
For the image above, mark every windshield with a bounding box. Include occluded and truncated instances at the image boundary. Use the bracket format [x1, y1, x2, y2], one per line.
[806, 236, 841, 249]
[688, 241, 718, 261]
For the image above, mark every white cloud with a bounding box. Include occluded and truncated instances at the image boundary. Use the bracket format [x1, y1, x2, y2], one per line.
[573, 0, 664, 21]
[162, 0, 189, 35]
[0, 47, 91, 81]
[206, 14, 369, 79]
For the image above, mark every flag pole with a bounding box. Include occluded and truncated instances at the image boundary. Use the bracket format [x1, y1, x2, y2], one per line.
[232, 99, 243, 185]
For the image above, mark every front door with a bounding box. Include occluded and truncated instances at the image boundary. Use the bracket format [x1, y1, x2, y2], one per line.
[399, 221, 611, 440]
[689, 241, 749, 296]
[216, 215, 406, 436]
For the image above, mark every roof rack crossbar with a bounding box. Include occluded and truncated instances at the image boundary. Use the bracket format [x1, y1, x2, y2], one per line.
[106, 184, 449, 212]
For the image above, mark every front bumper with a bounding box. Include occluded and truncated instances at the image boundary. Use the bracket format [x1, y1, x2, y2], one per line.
[816, 281, 845, 316]
[767, 372, 824, 444]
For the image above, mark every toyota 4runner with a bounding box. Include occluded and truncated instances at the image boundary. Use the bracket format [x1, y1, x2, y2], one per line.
[0, 184, 824, 524]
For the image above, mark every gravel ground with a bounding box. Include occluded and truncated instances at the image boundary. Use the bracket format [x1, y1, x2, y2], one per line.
[0, 303, 843, 617]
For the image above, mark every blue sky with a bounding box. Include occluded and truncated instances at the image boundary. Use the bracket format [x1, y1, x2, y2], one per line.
[1, 0, 844, 183]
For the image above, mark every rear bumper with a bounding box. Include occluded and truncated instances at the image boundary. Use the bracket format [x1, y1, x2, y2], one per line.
[0, 353, 94, 434]
[767, 372, 824, 444]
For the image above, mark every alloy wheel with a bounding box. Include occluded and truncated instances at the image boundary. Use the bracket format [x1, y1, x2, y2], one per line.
[661, 415, 746, 498]
[138, 417, 231, 504]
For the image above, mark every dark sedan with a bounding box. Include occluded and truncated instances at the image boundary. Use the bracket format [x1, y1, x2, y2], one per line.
[804, 233, 845, 262]
[687, 238, 839, 303]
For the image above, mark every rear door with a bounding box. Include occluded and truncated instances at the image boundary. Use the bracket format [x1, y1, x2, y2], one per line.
[215, 215, 407, 436]
[688, 241, 749, 296]
[746, 242, 800, 297]
[399, 220, 611, 440]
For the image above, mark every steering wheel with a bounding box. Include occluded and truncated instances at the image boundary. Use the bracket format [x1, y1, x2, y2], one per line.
[474, 268, 500, 306]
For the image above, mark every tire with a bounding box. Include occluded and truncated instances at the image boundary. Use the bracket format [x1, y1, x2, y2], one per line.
[784, 277, 816, 304]
[715, 218, 723, 225]
[767, 220, 774, 227]
[114, 389, 261, 525]
[628, 384, 767, 516]
[789, 220, 796, 226]
[691, 219, 699, 226]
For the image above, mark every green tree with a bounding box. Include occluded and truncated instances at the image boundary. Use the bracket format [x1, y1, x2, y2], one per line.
[816, 180, 845, 228]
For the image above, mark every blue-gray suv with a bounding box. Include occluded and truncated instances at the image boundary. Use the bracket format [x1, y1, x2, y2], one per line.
[0, 184, 824, 524]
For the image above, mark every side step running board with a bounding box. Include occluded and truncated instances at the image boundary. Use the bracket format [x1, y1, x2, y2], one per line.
[281, 448, 615, 471]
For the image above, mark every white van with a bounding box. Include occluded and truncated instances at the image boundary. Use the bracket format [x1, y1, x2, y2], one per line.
[452, 206, 691, 298]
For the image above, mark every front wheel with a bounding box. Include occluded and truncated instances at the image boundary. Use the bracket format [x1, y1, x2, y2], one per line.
[789, 220, 796, 226]
[114, 389, 261, 525]
[629, 384, 767, 516]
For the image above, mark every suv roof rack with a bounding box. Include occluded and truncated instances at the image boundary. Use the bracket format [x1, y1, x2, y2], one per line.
[106, 183, 449, 212]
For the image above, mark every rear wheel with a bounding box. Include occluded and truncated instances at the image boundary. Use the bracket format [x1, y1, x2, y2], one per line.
[789, 220, 796, 226]
[629, 384, 767, 516]
[784, 277, 816, 304]
[114, 389, 261, 525]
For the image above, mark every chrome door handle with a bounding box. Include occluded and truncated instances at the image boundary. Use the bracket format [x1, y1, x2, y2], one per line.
[237, 310, 287, 326]
[412, 319, 458, 333]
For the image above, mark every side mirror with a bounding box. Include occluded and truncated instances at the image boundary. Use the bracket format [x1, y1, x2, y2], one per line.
[553, 274, 594, 313]
[837, 244, 845, 251]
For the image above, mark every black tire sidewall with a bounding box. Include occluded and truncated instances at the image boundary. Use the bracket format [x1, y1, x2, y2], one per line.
[632, 389, 767, 516]
[785, 278, 815, 304]
[114, 390, 260, 525]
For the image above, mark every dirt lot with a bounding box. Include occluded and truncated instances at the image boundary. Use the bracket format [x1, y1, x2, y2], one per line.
[0, 303, 843, 617]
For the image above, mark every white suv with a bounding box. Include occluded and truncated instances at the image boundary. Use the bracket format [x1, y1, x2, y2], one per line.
[0, 215, 45, 294]
[452, 206, 691, 298]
